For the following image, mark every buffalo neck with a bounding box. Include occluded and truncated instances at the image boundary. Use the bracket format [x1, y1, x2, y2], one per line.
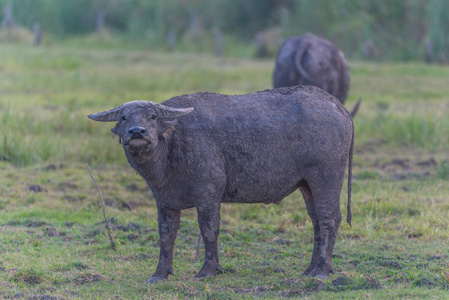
[124, 137, 177, 189]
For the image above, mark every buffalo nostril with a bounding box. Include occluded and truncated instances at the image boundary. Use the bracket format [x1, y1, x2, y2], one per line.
[128, 127, 146, 135]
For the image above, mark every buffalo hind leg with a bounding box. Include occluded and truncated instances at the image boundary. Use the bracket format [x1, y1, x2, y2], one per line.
[195, 202, 223, 278]
[310, 188, 342, 279]
[299, 180, 321, 277]
[300, 177, 343, 280]
[146, 207, 181, 283]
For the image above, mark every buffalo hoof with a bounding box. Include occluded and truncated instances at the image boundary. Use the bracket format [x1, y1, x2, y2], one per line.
[194, 263, 223, 279]
[301, 270, 310, 277]
[193, 273, 214, 280]
[145, 276, 166, 284]
[302, 258, 333, 280]
[301, 270, 329, 281]
[193, 269, 219, 279]
[307, 273, 329, 281]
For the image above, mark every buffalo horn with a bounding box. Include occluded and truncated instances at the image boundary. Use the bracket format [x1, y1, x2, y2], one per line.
[87, 105, 123, 122]
[154, 103, 194, 119]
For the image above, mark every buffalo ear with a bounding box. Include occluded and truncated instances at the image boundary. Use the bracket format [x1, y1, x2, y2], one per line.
[159, 119, 178, 139]
[110, 126, 122, 144]
[110, 125, 118, 135]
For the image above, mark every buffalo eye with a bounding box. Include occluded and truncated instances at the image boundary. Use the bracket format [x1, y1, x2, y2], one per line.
[121, 116, 126, 120]
[151, 115, 156, 120]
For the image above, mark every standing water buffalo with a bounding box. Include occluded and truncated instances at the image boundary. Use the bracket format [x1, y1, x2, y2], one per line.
[273, 33, 360, 116]
[88, 86, 354, 283]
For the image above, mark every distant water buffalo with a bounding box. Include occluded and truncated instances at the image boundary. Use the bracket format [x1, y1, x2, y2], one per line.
[273, 33, 360, 116]
[88, 86, 354, 283]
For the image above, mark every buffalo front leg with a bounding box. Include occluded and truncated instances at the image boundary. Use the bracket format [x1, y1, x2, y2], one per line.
[145, 207, 181, 283]
[195, 202, 223, 278]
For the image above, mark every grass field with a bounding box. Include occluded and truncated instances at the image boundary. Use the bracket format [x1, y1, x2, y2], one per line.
[0, 43, 448, 299]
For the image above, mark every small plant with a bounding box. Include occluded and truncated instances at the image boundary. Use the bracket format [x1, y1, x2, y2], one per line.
[356, 170, 381, 180]
[53, 262, 88, 272]
[74, 272, 103, 285]
[11, 268, 44, 285]
[437, 161, 449, 179]
[441, 270, 449, 286]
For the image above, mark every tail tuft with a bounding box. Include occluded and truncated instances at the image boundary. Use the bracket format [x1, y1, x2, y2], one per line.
[350, 97, 362, 118]
[347, 120, 354, 226]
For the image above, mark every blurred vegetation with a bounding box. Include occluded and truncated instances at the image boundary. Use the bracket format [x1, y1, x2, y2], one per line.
[0, 18, 448, 300]
[1, 0, 449, 60]
[1, 44, 449, 167]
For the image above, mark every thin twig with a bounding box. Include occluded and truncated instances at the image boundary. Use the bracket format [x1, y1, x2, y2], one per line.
[276, 219, 288, 233]
[85, 152, 116, 250]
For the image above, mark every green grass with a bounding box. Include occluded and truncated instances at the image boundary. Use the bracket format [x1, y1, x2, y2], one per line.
[0, 44, 448, 299]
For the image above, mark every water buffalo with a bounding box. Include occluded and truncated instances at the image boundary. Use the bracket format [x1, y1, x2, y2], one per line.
[88, 86, 354, 283]
[273, 33, 360, 116]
